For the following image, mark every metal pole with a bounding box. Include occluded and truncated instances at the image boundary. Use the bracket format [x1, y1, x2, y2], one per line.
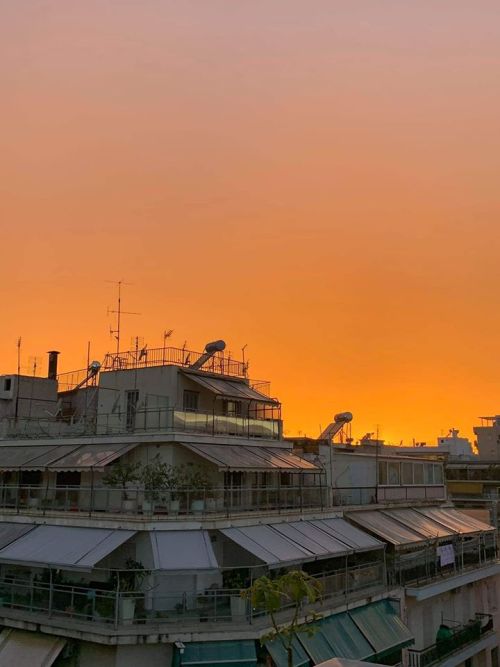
[114, 571, 120, 629]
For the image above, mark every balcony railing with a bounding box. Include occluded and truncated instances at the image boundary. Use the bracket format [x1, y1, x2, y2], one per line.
[407, 614, 494, 667]
[1, 408, 282, 440]
[332, 485, 446, 506]
[0, 562, 384, 630]
[391, 538, 498, 588]
[0, 484, 327, 518]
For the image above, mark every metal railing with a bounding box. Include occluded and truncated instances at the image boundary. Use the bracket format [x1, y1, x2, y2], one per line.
[102, 346, 248, 377]
[391, 537, 497, 588]
[1, 407, 282, 440]
[407, 613, 494, 667]
[0, 562, 384, 630]
[332, 485, 446, 506]
[0, 484, 327, 517]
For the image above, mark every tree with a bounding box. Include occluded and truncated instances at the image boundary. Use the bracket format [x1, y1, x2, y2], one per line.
[102, 460, 142, 500]
[242, 570, 322, 667]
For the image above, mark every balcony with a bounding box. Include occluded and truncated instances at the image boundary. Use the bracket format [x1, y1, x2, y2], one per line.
[407, 614, 494, 667]
[2, 408, 282, 440]
[0, 561, 384, 632]
[0, 483, 327, 518]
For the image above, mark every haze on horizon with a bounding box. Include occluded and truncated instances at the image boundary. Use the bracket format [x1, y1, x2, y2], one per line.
[2, 1, 500, 445]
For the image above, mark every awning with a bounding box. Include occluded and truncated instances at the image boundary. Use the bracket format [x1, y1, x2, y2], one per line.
[0, 629, 65, 667]
[296, 602, 413, 665]
[220, 525, 313, 566]
[181, 640, 256, 666]
[181, 442, 319, 471]
[0, 523, 36, 550]
[47, 442, 139, 470]
[220, 520, 365, 567]
[310, 518, 384, 552]
[0, 525, 135, 570]
[349, 600, 414, 659]
[0, 442, 139, 471]
[382, 509, 455, 539]
[416, 507, 495, 535]
[0, 444, 79, 471]
[265, 637, 309, 667]
[150, 531, 218, 572]
[346, 511, 429, 546]
[183, 372, 278, 404]
[300, 612, 374, 662]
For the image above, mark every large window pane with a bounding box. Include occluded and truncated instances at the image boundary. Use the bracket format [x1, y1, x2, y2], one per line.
[378, 462, 388, 486]
[414, 463, 424, 485]
[388, 462, 400, 485]
[402, 462, 413, 485]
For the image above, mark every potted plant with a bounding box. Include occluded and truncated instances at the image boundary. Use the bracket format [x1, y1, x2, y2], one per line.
[224, 570, 248, 620]
[103, 460, 142, 512]
[140, 456, 169, 513]
[109, 558, 149, 625]
[184, 464, 212, 513]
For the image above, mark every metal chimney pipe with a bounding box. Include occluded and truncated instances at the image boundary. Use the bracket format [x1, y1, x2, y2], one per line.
[47, 351, 60, 380]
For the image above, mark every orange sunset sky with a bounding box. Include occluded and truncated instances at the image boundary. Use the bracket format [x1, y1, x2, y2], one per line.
[2, 2, 500, 444]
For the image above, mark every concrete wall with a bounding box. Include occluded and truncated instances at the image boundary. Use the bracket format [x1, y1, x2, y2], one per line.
[0, 375, 58, 420]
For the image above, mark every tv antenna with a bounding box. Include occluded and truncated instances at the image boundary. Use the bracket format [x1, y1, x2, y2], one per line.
[106, 280, 140, 356]
[162, 329, 174, 363]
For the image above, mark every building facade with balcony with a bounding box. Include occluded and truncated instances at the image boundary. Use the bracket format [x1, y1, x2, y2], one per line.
[0, 344, 497, 667]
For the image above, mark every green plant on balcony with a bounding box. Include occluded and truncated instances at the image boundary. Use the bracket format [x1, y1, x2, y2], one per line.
[242, 570, 323, 667]
[140, 456, 170, 505]
[103, 460, 142, 502]
[183, 464, 212, 501]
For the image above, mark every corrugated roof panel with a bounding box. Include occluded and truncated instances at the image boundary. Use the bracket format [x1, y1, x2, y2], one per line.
[346, 511, 428, 546]
[149, 531, 218, 571]
[312, 518, 384, 552]
[0, 525, 135, 570]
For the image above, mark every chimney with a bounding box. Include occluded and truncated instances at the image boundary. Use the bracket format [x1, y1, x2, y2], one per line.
[47, 351, 60, 380]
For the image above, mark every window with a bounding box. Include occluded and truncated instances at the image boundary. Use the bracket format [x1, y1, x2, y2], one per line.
[223, 400, 242, 417]
[183, 390, 199, 412]
[433, 464, 444, 484]
[424, 463, 434, 484]
[402, 462, 413, 485]
[20, 471, 42, 486]
[56, 471, 81, 487]
[3, 378, 11, 392]
[414, 463, 424, 485]
[378, 461, 388, 485]
[126, 390, 139, 431]
[388, 462, 400, 485]
[280, 472, 291, 486]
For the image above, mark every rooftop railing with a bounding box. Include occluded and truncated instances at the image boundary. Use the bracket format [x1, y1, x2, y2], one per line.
[0, 483, 327, 518]
[0, 561, 384, 631]
[102, 346, 248, 377]
[407, 613, 494, 667]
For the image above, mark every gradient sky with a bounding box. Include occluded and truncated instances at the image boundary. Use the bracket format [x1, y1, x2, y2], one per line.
[2, 1, 500, 444]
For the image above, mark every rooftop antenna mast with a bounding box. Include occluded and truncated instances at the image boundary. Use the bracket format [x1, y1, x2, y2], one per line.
[162, 329, 174, 363]
[106, 280, 140, 357]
